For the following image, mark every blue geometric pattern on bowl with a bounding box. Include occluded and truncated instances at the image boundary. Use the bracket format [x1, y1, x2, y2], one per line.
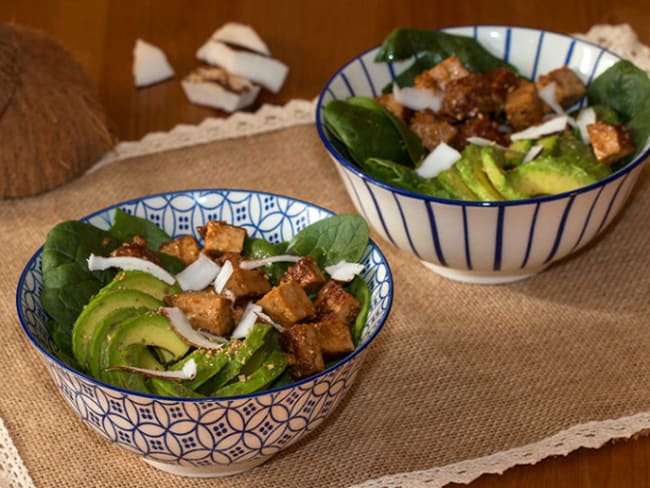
[16, 189, 393, 476]
[316, 26, 650, 284]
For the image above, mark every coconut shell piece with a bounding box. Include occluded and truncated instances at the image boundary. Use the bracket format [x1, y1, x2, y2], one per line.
[0, 23, 115, 199]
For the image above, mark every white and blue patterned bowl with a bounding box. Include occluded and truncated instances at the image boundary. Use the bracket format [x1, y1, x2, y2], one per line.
[16, 189, 393, 477]
[316, 26, 650, 284]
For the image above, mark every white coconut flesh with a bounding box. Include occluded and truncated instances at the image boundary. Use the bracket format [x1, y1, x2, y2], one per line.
[416, 142, 462, 179]
[196, 40, 288, 93]
[182, 66, 260, 112]
[510, 115, 569, 141]
[132, 39, 175, 87]
[175, 253, 221, 291]
[324, 260, 365, 282]
[210, 22, 270, 56]
[87, 254, 176, 285]
[392, 83, 443, 112]
[576, 107, 597, 145]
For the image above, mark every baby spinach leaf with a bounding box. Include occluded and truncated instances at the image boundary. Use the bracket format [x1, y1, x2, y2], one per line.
[243, 237, 288, 285]
[285, 215, 369, 267]
[362, 158, 451, 198]
[324, 99, 414, 167]
[374, 28, 515, 92]
[588, 60, 650, 158]
[108, 208, 172, 250]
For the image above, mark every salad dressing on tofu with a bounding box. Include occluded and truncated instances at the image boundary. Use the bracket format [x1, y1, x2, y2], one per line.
[40, 210, 371, 397]
[324, 28, 650, 201]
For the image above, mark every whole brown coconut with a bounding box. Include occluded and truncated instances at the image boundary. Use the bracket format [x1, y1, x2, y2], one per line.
[0, 23, 114, 199]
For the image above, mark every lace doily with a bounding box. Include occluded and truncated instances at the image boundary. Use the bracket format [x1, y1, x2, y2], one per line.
[2, 23, 649, 488]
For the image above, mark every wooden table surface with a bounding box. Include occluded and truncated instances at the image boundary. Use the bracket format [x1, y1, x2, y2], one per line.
[2, 1, 650, 486]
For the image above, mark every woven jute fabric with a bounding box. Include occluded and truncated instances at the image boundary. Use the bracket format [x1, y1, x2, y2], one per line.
[1, 124, 650, 488]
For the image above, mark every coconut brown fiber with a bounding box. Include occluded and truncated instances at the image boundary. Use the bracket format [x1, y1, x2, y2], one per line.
[0, 22, 114, 199]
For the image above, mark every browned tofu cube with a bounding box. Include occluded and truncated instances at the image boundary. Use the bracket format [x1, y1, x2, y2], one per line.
[486, 67, 520, 108]
[314, 319, 355, 358]
[111, 235, 160, 264]
[505, 79, 545, 131]
[225, 267, 271, 300]
[440, 73, 496, 121]
[415, 55, 470, 91]
[537, 66, 586, 109]
[198, 220, 246, 254]
[280, 256, 326, 292]
[587, 121, 635, 165]
[257, 281, 315, 327]
[376, 93, 411, 122]
[314, 280, 360, 326]
[159, 235, 200, 265]
[409, 110, 458, 151]
[280, 324, 324, 379]
[165, 290, 233, 336]
[455, 116, 507, 150]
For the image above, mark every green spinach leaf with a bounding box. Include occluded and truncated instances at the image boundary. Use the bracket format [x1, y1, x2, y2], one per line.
[374, 28, 515, 92]
[285, 215, 369, 268]
[108, 208, 172, 250]
[362, 158, 451, 198]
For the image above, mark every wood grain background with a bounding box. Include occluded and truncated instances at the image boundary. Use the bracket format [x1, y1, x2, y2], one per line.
[2, 1, 650, 486]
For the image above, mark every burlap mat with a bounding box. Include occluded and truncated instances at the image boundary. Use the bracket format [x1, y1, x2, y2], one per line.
[0, 121, 649, 487]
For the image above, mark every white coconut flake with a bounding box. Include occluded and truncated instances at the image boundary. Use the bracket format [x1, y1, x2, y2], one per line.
[537, 82, 564, 115]
[210, 22, 270, 55]
[196, 40, 288, 93]
[510, 115, 569, 141]
[213, 259, 234, 294]
[182, 66, 260, 112]
[576, 107, 597, 145]
[392, 83, 443, 112]
[415, 142, 462, 179]
[239, 255, 301, 270]
[105, 359, 197, 380]
[160, 307, 226, 349]
[522, 145, 544, 164]
[175, 253, 221, 291]
[231, 302, 263, 339]
[466, 137, 524, 154]
[87, 254, 175, 285]
[325, 260, 365, 282]
[133, 39, 175, 87]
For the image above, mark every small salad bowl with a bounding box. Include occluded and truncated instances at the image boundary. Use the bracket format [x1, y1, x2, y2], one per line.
[16, 189, 393, 477]
[316, 26, 650, 284]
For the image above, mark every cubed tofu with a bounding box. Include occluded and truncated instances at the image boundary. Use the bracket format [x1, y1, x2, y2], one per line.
[225, 267, 271, 300]
[280, 324, 324, 379]
[314, 319, 355, 358]
[110, 235, 161, 264]
[376, 93, 411, 122]
[587, 121, 635, 164]
[415, 55, 470, 91]
[314, 280, 360, 326]
[440, 73, 496, 121]
[455, 116, 507, 150]
[280, 256, 326, 292]
[409, 110, 458, 151]
[159, 235, 200, 265]
[537, 66, 586, 109]
[198, 220, 247, 254]
[165, 290, 233, 336]
[486, 67, 520, 108]
[505, 79, 545, 131]
[257, 281, 315, 326]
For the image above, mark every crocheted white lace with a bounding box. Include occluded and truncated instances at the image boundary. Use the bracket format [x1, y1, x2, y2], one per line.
[2, 23, 648, 488]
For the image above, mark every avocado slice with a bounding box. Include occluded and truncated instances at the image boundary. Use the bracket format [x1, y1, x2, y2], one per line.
[537, 135, 559, 157]
[100, 270, 180, 301]
[211, 350, 288, 398]
[557, 131, 611, 180]
[507, 157, 599, 196]
[102, 312, 191, 392]
[481, 147, 527, 200]
[72, 289, 163, 371]
[148, 377, 205, 398]
[456, 146, 504, 201]
[168, 346, 230, 391]
[436, 166, 480, 200]
[505, 139, 533, 166]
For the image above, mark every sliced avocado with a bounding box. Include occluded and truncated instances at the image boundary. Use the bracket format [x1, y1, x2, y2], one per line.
[436, 166, 480, 200]
[455, 146, 504, 201]
[212, 350, 288, 398]
[87, 306, 150, 379]
[200, 323, 273, 396]
[100, 270, 180, 301]
[507, 157, 598, 196]
[505, 139, 533, 166]
[537, 135, 559, 157]
[102, 312, 191, 392]
[149, 377, 205, 398]
[481, 147, 527, 200]
[72, 289, 163, 371]
[169, 346, 230, 390]
[557, 131, 611, 180]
